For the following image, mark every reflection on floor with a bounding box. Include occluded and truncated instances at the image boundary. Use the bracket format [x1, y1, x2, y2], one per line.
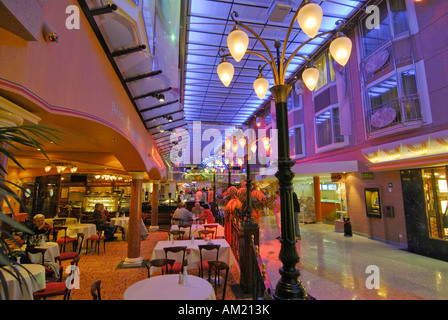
[259, 215, 448, 300]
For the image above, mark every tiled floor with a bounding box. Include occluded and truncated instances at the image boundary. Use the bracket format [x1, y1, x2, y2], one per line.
[258, 215, 448, 300]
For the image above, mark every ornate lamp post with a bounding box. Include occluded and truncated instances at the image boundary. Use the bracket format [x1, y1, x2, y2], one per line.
[216, 1, 353, 300]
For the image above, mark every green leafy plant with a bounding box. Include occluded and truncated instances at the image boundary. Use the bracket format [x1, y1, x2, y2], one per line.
[0, 125, 58, 300]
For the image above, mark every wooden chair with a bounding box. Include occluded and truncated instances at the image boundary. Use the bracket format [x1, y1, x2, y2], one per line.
[53, 226, 76, 253]
[207, 260, 230, 300]
[178, 224, 192, 239]
[197, 244, 220, 278]
[52, 218, 66, 227]
[86, 228, 106, 255]
[168, 230, 185, 240]
[91, 280, 102, 300]
[163, 246, 188, 274]
[171, 217, 183, 225]
[25, 246, 62, 281]
[115, 225, 126, 240]
[33, 257, 79, 300]
[195, 229, 215, 240]
[203, 225, 218, 239]
[56, 233, 84, 266]
[146, 258, 175, 278]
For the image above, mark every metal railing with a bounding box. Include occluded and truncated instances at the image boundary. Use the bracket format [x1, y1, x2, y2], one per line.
[366, 94, 422, 134]
[250, 235, 274, 300]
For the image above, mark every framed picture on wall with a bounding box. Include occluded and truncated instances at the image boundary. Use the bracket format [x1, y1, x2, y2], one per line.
[364, 188, 382, 218]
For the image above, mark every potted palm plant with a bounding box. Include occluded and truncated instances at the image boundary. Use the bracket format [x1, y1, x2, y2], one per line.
[0, 125, 57, 300]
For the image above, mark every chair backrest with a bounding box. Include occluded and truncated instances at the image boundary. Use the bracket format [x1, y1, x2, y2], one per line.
[168, 230, 185, 240]
[171, 217, 183, 225]
[52, 226, 68, 240]
[203, 225, 218, 238]
[163, 246, 187, 262]
[76, 233, 85, 254]
[53, 218, 66, 227]
[26, 247, 48, 265]
[178, 224, 192, 239]
[197, 229, 215, 239]
[91, 280, 102, 300]
[198, 244, 220, 262]
[207, 260, 230, 300]
[146, 258, 175, 278]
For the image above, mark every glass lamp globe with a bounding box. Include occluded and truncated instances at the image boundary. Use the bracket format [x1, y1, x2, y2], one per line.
[253, 75, 269, 100]
[302, 67, 320, 91]
[227, 27, 249, 62]
[330, 34, 352, 67]
[217, 60, 234, 87]
[297, 2, 323, 39]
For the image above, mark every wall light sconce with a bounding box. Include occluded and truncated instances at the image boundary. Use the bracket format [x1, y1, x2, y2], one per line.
[42, 22, 59, 43]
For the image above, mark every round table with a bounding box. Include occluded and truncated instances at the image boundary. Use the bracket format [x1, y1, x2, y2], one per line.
[0, 264, 46, 300]
[27, 242, 60, 262]
[123, 274, 216, 300]
[110, 217, 129, 229]
[65, 223, 96, 239]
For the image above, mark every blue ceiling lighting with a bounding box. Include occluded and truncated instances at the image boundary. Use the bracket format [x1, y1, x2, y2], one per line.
[182, 0, 365, 128]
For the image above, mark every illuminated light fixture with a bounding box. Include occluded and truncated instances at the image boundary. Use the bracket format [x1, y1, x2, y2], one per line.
[239, 136, 246, 148]
[253, 74, 269, 100]
[237, 158, 244, 166]
[163, 115, 173, 122]
[251, 143, 257, 154]
[70, 165, 78, 173]
[217, 57, 234, 87]
[232, 141, 238, 153]
[302, 66, 320, 91]
[256, 117, 262, 127]
[225, 138, 232, 150]
[227, 25, 249, 62]
[44, 165, 51, 172]
[329, 33, 352, 67]
[156, 93, 165, 102]
[296, 2, 323, 38]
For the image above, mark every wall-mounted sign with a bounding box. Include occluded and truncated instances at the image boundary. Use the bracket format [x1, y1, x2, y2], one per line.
[361, 172, 374, 180]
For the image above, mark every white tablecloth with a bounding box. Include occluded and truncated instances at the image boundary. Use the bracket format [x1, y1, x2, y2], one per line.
[171, 223, 225, 238]
[57, 224, 96, 248]
[123, 274, 216, 300]
[110, 217, 149, 240]
[0, 264, 46, 300]
[45, 218, 78, 227]
[28, 242, 60, 262]
[151, 239, 234, 273]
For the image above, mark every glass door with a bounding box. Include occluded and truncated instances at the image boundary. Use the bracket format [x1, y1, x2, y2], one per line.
[422, 167, 448, 240]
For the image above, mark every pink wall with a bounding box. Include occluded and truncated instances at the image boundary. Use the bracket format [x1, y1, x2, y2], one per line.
[0, 0, 165, 174]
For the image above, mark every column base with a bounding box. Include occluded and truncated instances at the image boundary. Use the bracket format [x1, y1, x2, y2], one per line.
[123, 256, 143, 267]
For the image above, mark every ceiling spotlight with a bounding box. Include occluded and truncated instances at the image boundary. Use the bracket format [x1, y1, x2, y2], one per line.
[164, 115, 173, 122]
[156, 93, 165, 102]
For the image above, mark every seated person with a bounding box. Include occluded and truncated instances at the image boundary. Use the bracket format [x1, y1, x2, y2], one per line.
[172, 203, 193, 225]
[198, 204, 215, 224]
[190, 202, 204, 218]
[92, 203, 116, 241]
[32, 214, 52, 237]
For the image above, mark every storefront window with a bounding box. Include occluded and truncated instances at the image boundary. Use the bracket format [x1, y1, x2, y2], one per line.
[422, 167, 448, 241]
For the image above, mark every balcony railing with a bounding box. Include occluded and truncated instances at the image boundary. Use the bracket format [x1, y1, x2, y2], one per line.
[366, 94, 422, 135]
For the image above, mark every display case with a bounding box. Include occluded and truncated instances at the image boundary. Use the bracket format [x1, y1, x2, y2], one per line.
[83, 195, 119, 212]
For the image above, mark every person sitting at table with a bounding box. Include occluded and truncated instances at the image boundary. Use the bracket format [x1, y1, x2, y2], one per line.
[93, 203, 117, 241]
[32, 214, 52, 237]
[191, 202, 204, 218]
[172, 202, 193, 225]
[197, 204, 215, 224]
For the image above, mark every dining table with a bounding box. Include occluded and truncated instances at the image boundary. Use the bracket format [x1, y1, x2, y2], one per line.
[55, 223, 97, 248]
[26, 241, 60, 263]
[150, 238, 234, 275]
[110, 216, 149, 240]
[170, 222, 225, 239]
[123, 274, 216, 300]
[0, 264, 46, 300]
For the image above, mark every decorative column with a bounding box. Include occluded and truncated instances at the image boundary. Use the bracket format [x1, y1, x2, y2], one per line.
[313, 176, 322, 223]
[123, 171, 144, 267]
[149, 180, 159, 231]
